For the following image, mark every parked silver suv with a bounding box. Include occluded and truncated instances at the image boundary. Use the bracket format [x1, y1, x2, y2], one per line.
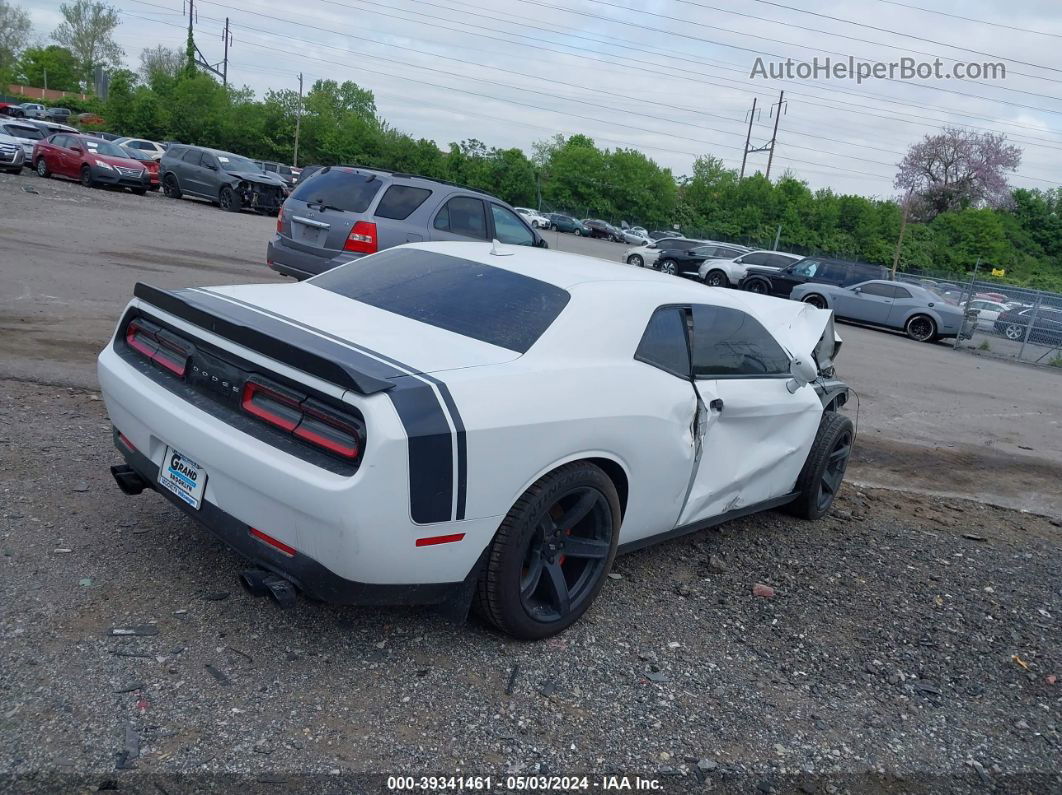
[267, 166, 547, 279]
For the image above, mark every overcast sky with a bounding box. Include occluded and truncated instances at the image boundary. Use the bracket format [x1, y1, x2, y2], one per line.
[19, 0, 1062, 198]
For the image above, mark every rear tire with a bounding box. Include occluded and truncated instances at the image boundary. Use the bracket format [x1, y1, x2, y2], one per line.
[476, 462, 620, 640]
[35, 158, 50, 178]
[802, 293, 827, 309]
[162, 173, 181, 199]
[79, 165, 95, 188]
[659, 259, 678, 276]
[785, 411, 854, 520]
[743, 278, 770, 294]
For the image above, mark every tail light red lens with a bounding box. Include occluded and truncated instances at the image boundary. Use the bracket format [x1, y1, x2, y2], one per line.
[249, 527, 296, 557]
[343, 220, 378, 254]
[241, 378, 303, 432]
[241, 378, 363, 461]
[276, 207, 284, 234]
[293, 399, 361, 459]
[125, 318, 191, 377]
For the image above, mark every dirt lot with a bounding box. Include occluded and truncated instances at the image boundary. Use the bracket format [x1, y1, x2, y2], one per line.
[1, 172, 1060, 792]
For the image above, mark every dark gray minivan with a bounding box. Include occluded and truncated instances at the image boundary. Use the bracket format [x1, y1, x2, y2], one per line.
[267, 166, 547, 279]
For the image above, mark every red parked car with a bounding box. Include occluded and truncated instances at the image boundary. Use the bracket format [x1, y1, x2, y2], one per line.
[32, 133, 152, 194]
[118, 145, 160, 190]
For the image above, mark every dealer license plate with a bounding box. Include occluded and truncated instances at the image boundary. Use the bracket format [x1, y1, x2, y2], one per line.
[158, 447, 208, 510]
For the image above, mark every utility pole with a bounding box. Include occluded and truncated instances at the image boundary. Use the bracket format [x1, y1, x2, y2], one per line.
[43, 68, 47, 91]
[293, 72, 303, 168]
[764, 90, 786, 181]
[222, 17, 231, 87]
[739, 97, 757, 180]
[891, 188, 913, 279]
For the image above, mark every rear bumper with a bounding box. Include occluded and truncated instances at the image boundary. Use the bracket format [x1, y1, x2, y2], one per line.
[114, 433, 470, 606]
[267, 236, 360, 279]
[97, 335, 498, 593]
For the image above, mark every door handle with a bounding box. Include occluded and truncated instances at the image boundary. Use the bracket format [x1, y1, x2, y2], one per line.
[709, 398, 724, 412]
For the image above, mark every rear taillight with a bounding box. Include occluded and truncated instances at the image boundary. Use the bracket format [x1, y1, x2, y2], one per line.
[240, 377, 363, 461]
[125, 318, 192, 377]
[276, 206, 283, 234]
[343, 220, 378, 254]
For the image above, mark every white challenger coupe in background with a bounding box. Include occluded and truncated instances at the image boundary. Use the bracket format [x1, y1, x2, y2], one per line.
[98, 242, 852, 639]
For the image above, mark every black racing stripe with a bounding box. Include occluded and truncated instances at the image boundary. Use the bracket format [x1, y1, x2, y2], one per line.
[430, 382, 467, 521]
[133, 283, 398, 394]
[177, 286, 463, 525]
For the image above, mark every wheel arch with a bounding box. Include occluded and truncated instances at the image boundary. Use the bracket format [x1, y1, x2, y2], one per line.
[506, 451, 630, 523]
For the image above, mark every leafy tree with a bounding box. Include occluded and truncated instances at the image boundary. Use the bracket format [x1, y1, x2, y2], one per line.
[139, 45, 183, 90]
[895, 127, 1022, 219]
[0, 0, 32, 74]
[52, 0, 123, 85]
[17, 45, 80, 92]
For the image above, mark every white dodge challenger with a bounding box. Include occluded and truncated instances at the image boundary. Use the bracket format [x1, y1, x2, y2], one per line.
[98, 242, 852, 639]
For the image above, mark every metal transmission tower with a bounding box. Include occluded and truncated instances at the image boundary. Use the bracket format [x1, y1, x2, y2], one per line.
[185, 1, 231, 85]
[739, 98, 770, 179]
[740, 91, 788, 180]
[765, 91, 787, 181]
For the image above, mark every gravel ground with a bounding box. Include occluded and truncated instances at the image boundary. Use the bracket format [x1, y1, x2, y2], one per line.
[1, 380, 1059, 793]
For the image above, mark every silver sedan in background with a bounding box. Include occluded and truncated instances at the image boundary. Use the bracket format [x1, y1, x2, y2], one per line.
[791, 279, 972, 343]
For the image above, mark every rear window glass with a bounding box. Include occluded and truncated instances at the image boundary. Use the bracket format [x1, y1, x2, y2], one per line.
[375, 184, 432, 220]
[5, 124, 43, 139]
[290, 168, 383, 213]
[311, 248, 570, 353]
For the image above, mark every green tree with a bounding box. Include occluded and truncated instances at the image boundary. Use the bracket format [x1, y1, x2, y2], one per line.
[17, 45, 80, 92]
[139, 45, 183, 91]
[52, 0, 122, 85]
[0, 0, 32, 75]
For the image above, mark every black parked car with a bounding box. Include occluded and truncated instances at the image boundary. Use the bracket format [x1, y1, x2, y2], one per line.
[994, 305, 1062, 346]
[741, 256, 890, 298]
[582, 219, 623, 242]
[653, 243, 751, 278]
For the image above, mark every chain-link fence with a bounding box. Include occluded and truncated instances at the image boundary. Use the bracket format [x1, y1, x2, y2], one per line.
[892, 270, 1062, 368]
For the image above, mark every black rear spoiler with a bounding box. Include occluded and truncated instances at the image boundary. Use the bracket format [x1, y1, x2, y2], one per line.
[133, 283, 398, 395]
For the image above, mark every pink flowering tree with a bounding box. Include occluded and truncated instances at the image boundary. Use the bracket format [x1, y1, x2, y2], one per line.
[895, 127, 1021, 220]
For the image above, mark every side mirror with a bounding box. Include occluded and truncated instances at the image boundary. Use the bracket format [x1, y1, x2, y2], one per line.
[852, 286, 862, 294]
[70, 147, 82, 154]
[786, 357, 818, 394]
[535, 236, 549, 249]
[206, 163, 218, 170]
[647, 244, 657, 250]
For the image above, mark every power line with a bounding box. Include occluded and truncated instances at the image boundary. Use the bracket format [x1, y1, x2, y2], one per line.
[739, 0, 1062, 74]
[871, 0, 1062, 41]
[117, 8, 897, 182]
[390, 0, 1062, 148]
[533, 0, 1062, 114]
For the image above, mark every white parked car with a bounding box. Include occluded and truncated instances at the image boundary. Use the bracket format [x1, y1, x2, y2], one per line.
[699, 250, 804, 288]
[0, 131, 26, 173]
[961, 299, 1009, 331]
[623, 236, 706, 268]
[515, 207, 551, 229]
[620, 227, 651, 245]
[98, 242, 851, 639]
[0, 121, 45, 159]
[115, 136, 167, 160]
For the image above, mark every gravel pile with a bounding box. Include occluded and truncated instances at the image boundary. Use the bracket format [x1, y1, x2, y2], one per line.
[1, 380, 1059, 793]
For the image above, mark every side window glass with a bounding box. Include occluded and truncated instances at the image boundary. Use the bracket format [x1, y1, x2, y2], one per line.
[793, 259, 820, 278]
[438, 196, 487, 239]
[635, 307, 690, 378]
[891, 286, 912, 299]
[182, 149, 202, 165]
[490, 205, 535, 246]
[691, 305, 790, 377]
[376, 185, 433, 221]
[433, 202, 449, 231]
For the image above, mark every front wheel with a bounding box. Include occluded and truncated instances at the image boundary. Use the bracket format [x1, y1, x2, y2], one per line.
[35, 158, 50, 178]
[1003, 323, 1025, 341]
[219, 185, 238, 212]
[802, 293, 827, 309]
[703, 269, 728, 288]
[476, 461, 620, 639]
[626, 254, 644, 267]
[162, 173, 182, 199]
[79, 165, 96, 188]
[658, 259, 678, 276]
[785, 411, 854, 520]
[905, 314, 936, 342]
[743, 278, 769, 294]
